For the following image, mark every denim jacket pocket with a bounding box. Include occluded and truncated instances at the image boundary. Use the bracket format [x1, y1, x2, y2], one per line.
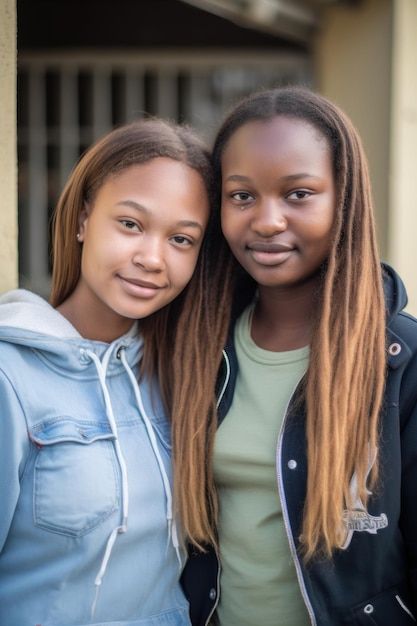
[30, 416, 119, 537]
[150, 413, 172, 453]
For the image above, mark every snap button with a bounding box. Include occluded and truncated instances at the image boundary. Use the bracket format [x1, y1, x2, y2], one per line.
[388, 342, 401, 356]
[364, 604, 374, 614]
[288, 459, 297, 470]
[209, 588, 216, 600]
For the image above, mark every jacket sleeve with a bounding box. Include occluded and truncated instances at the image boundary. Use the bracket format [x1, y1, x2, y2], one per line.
[396, 318, 417, 602]
[0, 368, 31, 553]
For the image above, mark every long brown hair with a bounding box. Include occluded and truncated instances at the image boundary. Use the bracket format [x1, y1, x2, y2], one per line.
[50, 118, 234, 551]
[181, 85, 387, 560]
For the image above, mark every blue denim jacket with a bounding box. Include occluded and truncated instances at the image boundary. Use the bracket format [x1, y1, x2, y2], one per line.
[0, 289, 190, 626]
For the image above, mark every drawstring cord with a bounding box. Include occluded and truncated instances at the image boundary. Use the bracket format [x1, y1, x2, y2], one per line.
[120, 349, 182, 569]
[85, 341, 181, 619]
[84, 347, 129, 619]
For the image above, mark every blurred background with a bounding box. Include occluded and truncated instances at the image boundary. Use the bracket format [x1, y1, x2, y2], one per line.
[1, 0, 416, 310]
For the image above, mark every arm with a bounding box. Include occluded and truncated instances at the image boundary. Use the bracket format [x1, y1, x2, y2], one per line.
[0, 369, 31, 552]
[395, 318, 417, 604]
[399, 385, 417, 602]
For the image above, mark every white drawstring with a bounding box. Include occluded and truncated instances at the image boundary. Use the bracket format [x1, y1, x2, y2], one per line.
[85, 347, 129, 619]
[86, 340, 182, 619]
[90, 526, 119, 618]
[120, 349, 182, 569]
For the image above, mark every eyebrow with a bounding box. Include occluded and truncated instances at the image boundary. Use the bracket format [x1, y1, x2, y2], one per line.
[223, 172, 321, 184]
[116, 200, 204, 231]
[281, 173, 322, 182]
[223, 174, 251, 183]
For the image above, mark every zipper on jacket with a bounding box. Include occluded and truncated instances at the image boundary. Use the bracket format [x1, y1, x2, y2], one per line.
[203, 350, 230, 626]
[216, 349, 230, 410]
[276, 377, 317, 626]
[396, 595, 416, 621]
[204, 546, 222, 626]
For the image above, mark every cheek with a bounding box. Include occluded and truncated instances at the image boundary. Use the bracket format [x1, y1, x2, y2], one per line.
[308, 222, 334, 264]
[172, 250, 201, 288]
[305, 208, 334, 243]
[320, 217, 335, 249]
[221, 209, 238, 246]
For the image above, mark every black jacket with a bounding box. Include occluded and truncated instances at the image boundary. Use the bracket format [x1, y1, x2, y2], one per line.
[181, 264, 417, 625]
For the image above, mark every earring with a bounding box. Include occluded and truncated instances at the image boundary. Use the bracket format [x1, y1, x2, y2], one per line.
[76, 233, 80, 238]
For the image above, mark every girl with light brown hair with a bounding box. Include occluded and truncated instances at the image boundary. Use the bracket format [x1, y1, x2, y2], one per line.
[179, 86, 417, 625]
[0, 116, 229, 625]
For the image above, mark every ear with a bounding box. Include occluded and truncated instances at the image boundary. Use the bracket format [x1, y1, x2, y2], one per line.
[77, 201, 90, 242]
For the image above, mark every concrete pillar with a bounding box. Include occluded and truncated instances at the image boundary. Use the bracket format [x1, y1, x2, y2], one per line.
[0, 0, 18, 294]
[388, 0, 417, 314]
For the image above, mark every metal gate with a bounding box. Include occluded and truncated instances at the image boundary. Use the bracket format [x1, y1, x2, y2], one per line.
[17, 49, 310, 295]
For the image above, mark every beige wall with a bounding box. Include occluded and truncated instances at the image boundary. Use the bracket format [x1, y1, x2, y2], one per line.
[389, 0, 417, 314]
[314, 0, 392, 256]
[0, 0, 18, 295]
[315, 0, 417, 315]
[4, 0, 416, 310]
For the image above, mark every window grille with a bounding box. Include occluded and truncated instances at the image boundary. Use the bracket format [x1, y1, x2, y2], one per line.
[17, 50, 311, 296]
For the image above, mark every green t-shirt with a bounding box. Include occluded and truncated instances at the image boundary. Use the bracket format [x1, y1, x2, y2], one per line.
[213, 304, 311, 626]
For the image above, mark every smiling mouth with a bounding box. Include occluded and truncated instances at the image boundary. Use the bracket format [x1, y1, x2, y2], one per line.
[121, 277, 162, 289]
[247, 243, 293, 266]
[118, 275, 165, 297]
[248, 242, 293, 253]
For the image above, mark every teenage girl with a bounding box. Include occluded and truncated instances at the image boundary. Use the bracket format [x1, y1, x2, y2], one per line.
[179, 86, 417, 625]
[0, 117, 225, 625]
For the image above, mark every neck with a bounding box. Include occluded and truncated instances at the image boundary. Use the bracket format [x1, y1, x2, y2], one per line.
[251, 281, 317, 351]
[57, 292, 135, 343]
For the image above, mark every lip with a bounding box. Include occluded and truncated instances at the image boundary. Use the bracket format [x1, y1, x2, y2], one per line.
[248, 241, 294, 266]
[118, 276, 164, 298]
[249, 241, 293, 253]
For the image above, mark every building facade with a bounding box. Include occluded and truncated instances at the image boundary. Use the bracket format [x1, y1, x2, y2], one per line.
[1, 0, 417, 311]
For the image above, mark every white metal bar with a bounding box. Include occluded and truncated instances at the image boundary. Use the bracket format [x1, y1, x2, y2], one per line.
[125, 70, 145, 121]
[26, 68, 49, 291]
[92, 69, 113, 140]
[18, 49, 308, 70]
[155, 70, 178, 121]
[59, 68, 80, 189]
[188, 70, 219, 142]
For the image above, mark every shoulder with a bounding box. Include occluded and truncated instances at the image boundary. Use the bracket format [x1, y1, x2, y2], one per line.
[386, 308, 417, 433]
[382, 262, 417, 355]
[388, 309, 417, 352]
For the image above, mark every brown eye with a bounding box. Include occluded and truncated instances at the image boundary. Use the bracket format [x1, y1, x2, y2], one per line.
[288, 190, 311, 201]
[120, 220, 139, 230]
[170, 235, 193, 246]
[231, 192, 252, 202]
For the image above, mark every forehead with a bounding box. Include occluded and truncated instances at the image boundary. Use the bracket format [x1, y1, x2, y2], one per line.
[223, 116, 329, 160]
[87, 158, 210, 225]
[94, 159, 206, 197]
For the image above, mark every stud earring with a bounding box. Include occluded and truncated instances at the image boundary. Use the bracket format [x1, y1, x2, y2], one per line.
[76, 233, 80, 238]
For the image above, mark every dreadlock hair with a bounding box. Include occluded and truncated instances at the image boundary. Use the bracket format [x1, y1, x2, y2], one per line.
[170, 210, 234, 549]
[208, 85, 387, 562]
[49, 117, 234, 549]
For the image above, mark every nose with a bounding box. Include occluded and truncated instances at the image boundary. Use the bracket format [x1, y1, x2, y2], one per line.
[132, 235, 164, 272]
[251, 199, 287, 237]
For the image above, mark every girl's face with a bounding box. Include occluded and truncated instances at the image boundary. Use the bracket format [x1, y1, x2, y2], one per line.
[221, 116, 335, 293]
[74, 158, 209, 339]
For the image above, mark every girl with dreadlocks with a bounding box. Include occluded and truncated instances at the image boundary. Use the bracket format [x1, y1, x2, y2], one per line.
[179, 86, 417, 625]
